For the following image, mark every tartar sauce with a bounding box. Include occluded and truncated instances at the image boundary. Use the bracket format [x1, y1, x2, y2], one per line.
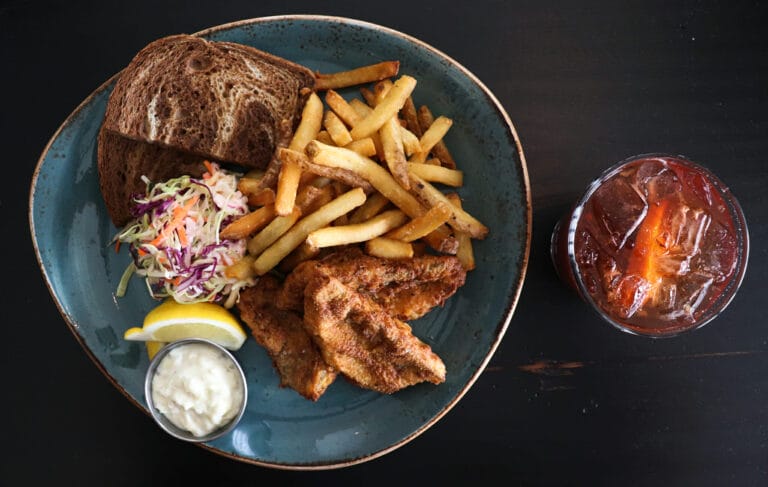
[151, 343, 245, 437]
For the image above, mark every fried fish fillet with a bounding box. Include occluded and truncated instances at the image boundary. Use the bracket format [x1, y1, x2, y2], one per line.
[277, 247, 466, 321]
[303, 274, 446, 394]
[237, 275, 337, 401]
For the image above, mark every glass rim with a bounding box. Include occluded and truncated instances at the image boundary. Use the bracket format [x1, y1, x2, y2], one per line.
[565, 152, 750, 338]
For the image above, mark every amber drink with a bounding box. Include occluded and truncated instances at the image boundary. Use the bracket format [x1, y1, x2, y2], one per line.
[551, 154, 748, 337]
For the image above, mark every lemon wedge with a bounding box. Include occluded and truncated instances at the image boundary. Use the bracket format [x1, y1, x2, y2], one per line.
[124, 300, 247, 351]
[146, 341, 167, 360]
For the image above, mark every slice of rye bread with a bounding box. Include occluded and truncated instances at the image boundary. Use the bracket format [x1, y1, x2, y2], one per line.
[97, 128, 206, 227]
[102, 34, 315, 167]
[98, 34, 315, 227]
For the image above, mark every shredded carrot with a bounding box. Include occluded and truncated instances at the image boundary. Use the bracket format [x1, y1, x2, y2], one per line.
[203, 160, 215, 179]
[114, 240, 121, 254]
[148, 194, 200, 248]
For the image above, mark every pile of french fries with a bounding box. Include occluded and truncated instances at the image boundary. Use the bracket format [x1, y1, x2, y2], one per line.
[223, 60, 488, 281]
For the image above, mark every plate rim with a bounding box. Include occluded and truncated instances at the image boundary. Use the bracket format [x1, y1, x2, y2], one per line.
[28, 14, 532, 470]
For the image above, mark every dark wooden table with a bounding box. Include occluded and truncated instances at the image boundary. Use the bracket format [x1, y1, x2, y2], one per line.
[6, 1, 767, 485]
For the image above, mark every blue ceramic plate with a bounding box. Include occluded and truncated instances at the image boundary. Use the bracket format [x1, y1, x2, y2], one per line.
[29, 15, 531, 469]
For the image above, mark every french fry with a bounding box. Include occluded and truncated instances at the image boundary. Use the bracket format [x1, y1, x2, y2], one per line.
[219, 204, 277, 240]
[407, 162, 464, 187]
[399, 126, 421, 156]
[306, 162, 374, 193]
[306, 209, 407, 249]
[306, 141, 425, 218]
[384, 202, 453, 242]
[379, 112, 409, 189]
[408, 173, 489, 239]
[296, 184, 335, 215]
[237, 177, 262, 195]
[446, 193, 476, 271]
[373, 78, 393, 100]
[247, 207, 302, 256]
[330, 180, 350, 198]
[323, 110, 353, 146]
[349, 97, 373, 117]
[417, 105, 457, 168]
[275, 159, 302, 215]
[400, 96, 422, 137]
[410, 115, 453, 163]
[247, 188, 276, 207]
[325, 90, 361, 126]
[350, 75, 417, 140]
[433, 136, 459, 168]
[273, 92, 323, 215]
[348, 99, 385, 160]
[306, 141, 457, 253]
[348, 191, 390, 224]
[360, 86, 376, 106]
[224, 255, 256, 280]
[227, 64, 481, 277]
[315, 130, 334, 145]
[309, 176, 333, 188]
[280, 148, 374, 193]
[252, 188, 367, 275]
[244, 169, 266, 180]
[298, 167, 319, 187]
[314, 61, 400, 90]
[288, 92, 324, 152]
[344, 137, 377, 157]
[373, 79, 409, 189]
[365, 237, 414, 259]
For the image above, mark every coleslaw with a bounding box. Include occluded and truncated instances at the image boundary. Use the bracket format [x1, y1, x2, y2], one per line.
[114, 161, 253, 308]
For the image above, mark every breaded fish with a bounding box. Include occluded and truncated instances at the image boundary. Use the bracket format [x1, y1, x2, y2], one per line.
[277, 247, 466, 321]
[237, 275, 336, 401]
[303, 274, 446, 394]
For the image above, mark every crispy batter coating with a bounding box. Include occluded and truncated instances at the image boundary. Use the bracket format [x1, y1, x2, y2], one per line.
[277, 247, 466, 321]
[303, 274, 446, 394]
[237, 275, 336, 401]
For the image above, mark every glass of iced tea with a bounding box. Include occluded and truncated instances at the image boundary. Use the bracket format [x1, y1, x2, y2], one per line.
[551, 154, 749, 337]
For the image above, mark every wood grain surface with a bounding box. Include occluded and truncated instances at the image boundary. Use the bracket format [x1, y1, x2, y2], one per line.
[6, 0, 767, 485]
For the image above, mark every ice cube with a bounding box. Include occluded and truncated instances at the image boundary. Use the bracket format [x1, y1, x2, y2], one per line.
[663, 271, 715, 320]
[575, 227, 624, 298]
[654, 204, 711, 277]
[648, 278, 678, 314]
[598, 253, 621, 297]
[643, 165, 682, 202]
[633, 157, 667, 182]
[670, 206, 710, 255]
[607, 274, 652, 319]
[695, 219, 738, 283]
[590, 175, 648, 250]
